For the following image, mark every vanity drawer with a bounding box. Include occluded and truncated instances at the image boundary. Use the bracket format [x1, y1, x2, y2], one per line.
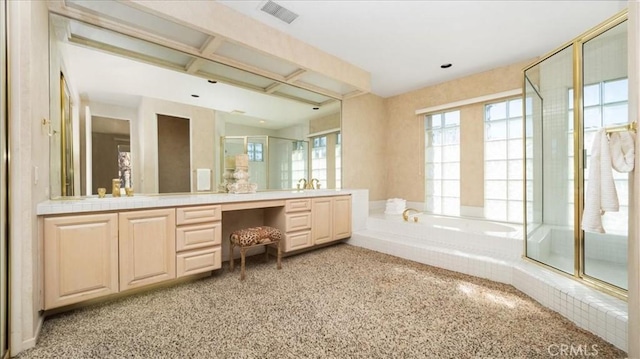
[176, 205, 222, 225]
[284, 231, 312, 252]
[286, 212, 312, 232]
[176, 246, 222, 277]
[285, 199, 311, 213]
[176, 222, 222, 251]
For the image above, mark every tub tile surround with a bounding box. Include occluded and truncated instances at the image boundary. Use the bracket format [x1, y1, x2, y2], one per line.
[349, 205, 628, 352]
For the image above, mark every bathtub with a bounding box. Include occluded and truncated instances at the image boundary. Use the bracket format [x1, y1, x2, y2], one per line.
[347, 206, 628, 351]
[361, 209, 523, 262]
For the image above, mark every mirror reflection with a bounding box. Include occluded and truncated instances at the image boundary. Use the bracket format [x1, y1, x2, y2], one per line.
[48, 13, 342, 198]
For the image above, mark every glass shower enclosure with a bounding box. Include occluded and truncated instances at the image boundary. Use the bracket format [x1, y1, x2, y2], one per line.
[221, 136, 309, 191]
[524, 12, 629, 294]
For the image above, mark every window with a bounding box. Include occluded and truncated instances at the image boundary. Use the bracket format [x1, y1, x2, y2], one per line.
[247, 142, 263, 162]
[311, 136, 327, 189]
[569, 78, 629, 235]
[484, 98, 529, 222]
[291, 141, 307, 189]
[425, 110, 460, 215]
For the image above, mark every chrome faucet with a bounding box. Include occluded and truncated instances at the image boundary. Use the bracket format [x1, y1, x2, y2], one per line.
[402, 208, 421, 222]
[297, 178, 307, 190]
[310, 178, 320, 189]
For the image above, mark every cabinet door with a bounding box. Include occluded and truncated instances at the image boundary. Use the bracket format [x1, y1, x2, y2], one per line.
[44, 213, 118, 309]
[312, 197, 333, 245]
[119, 209, 176, 291]
[333, 196, 352, 240]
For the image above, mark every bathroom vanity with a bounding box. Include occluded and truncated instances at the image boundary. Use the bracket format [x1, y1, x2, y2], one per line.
[38, 190, 357, 310]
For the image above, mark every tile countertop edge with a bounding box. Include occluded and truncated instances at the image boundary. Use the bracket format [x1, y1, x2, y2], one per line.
[37, 189, 363, 215]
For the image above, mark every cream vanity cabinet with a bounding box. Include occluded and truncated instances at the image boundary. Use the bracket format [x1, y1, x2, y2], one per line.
[43, 213, 119, 309]
[175, 205, 222, 277]
[312, 196, 352, 245]
[119, 209, 176, 291]
[42, 194, 351, 309]
[265, 198, 313, 252]
[264, 195, 351, 253]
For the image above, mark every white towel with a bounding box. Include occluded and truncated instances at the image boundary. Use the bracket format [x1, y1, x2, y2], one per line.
[608, 130, 635, 173]
[196, 168, 211, 191]
[581, 129, 618, 233]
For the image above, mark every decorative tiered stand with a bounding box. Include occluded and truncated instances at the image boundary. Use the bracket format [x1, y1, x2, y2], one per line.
[228, 154, 257, 194]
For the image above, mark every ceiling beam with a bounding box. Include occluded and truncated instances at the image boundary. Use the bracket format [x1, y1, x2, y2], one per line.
[285, 68, 307, 82]
[265, 82, 283, 94]
[293, 80, 343, 100]
[200, 36, 225, 56]
[185, 58, 204, 74]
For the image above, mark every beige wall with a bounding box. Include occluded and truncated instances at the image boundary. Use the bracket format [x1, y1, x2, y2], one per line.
[9, 0, 50, 352]
[460, 104, 484, 208]
[309, 112, 340, 134]
[384, 60, 531, 203]
[342, 93, 387, 200]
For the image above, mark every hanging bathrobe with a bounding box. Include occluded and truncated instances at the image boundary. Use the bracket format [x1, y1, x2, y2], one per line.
[581, 129, 619, 233]
[582, 128, 636, 233]
[608, 131, 635, 173]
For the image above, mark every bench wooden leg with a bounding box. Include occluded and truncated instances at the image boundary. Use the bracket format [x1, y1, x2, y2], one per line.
[276, 241, 282, 270]
[240, 247, 247, 281]
[229, 241, 235, 272]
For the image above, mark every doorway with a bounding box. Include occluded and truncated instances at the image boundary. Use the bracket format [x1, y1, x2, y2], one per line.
[157, 114, 190, 193]
[91, 116, 130, 195]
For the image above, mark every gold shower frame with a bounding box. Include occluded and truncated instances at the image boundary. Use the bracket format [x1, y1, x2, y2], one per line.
[522, 10, 629, 299]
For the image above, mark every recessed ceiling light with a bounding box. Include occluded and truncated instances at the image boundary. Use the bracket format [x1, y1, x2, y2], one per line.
[259, 120, 265, 124]
[440, 63, 453, 69]
[312, 107, 319, 110]
[191, 94, 200, 98]
[208, 80, 217, 84]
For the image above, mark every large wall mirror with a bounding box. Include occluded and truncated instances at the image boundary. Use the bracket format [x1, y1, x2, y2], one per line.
[48, 13, 342, 198]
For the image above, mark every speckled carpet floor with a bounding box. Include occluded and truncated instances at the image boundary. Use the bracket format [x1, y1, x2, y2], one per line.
[17, 244, 626, 358]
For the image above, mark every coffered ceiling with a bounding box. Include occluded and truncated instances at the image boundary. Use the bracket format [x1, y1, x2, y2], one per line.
[54, 0, 628, 100]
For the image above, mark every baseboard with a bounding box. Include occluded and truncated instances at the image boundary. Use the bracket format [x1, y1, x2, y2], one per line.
[15, 314, 43, 355]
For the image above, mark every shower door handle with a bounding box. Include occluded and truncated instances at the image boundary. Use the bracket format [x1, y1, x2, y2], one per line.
[583, 149, 587, 170]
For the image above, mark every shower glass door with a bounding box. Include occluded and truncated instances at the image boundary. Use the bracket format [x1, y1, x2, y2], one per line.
[525, 12, 629, 295]
[581, 20, 628, 290]
[524, 44, 576, 275]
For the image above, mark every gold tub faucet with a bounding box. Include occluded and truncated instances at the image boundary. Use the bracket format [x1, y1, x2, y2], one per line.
[402, 208, 421, 222]
[310, 178, 320, 189]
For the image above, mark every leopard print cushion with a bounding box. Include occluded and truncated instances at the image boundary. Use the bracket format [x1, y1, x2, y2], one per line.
[230, 226, 283, 247]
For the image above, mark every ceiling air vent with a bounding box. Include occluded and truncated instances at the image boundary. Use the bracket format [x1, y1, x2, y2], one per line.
[260, 0, 299, 24]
